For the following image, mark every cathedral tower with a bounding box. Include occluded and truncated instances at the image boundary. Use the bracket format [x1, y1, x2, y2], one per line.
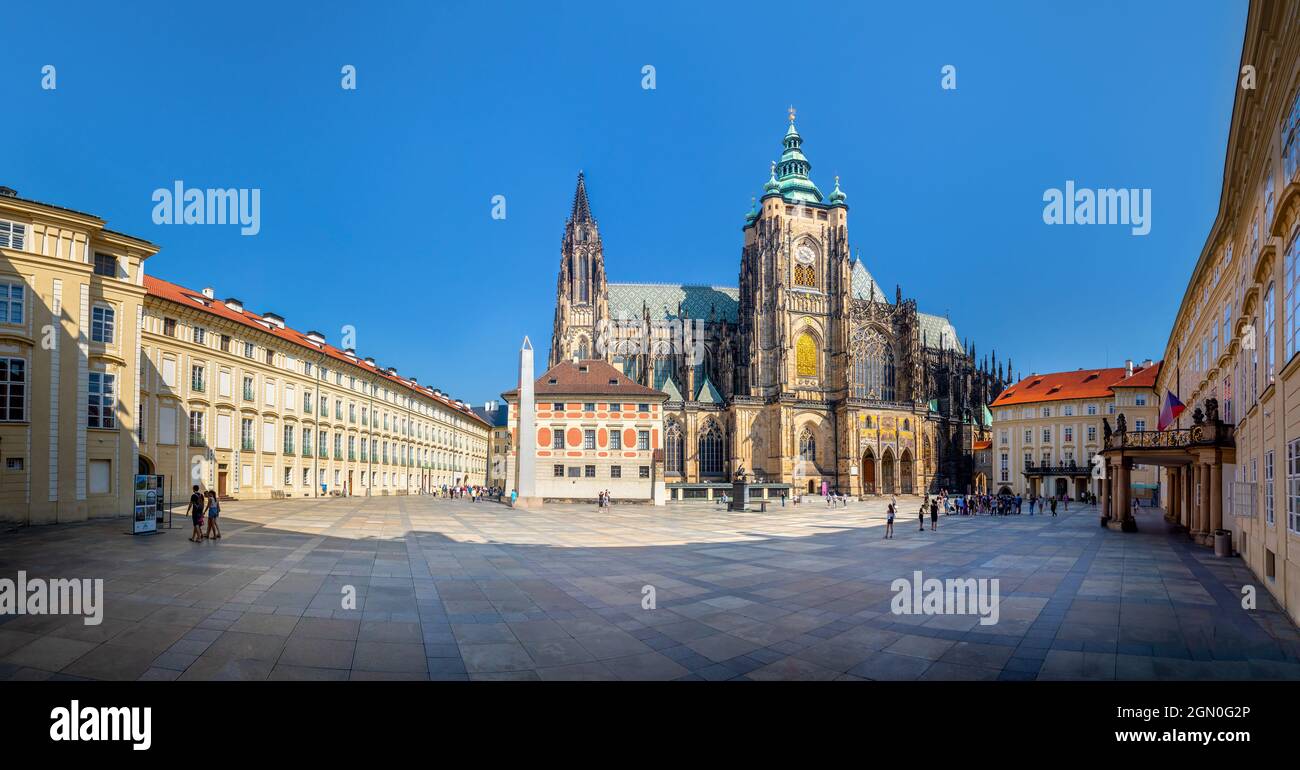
[738, 110, 852, 400]
[550, 172, 609, 367]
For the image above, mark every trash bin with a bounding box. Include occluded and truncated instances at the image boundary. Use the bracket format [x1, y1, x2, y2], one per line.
[1213, 529, 1232, 557]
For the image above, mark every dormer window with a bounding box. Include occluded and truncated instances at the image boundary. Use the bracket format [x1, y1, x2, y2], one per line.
[0, 220, 26, 251]
[93, 253, 117, 278]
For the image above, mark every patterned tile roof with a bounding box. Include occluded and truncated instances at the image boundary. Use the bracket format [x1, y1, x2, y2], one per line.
[606, 260, 961, 353]
[502, 359, 666, 399]
[607, 283, 739, 322]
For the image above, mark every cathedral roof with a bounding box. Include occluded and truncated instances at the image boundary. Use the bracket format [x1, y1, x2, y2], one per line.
[570, 171, 593, 222]
[660, 377, 685, 402]
[607, 283, 739, 323]
[695, 376, 724, 404]
[849, 259, 889, 303]
[501, 359, 666, 399]
[918, 313, 964, 354]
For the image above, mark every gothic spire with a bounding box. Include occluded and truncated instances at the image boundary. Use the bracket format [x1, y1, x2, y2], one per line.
[570, 171, 593, 222]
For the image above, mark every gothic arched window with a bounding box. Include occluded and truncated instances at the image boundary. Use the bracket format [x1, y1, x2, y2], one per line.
[796, 334, 817, 377]
[577, 337, 590, 359]
[666, 421, 684, 475]
[853, 342, 895, 400]
[799, 428, 816, 464]
[579, 254, 589, 303]
[699, 421, 724, 475]
[794, 264, 816, 288]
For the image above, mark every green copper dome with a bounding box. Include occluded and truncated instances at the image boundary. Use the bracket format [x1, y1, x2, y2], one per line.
[776, 119, 823, 203]
[763, 161, 780, 196]
[745, 196, 758, 224]
[829, 175, 846, 205]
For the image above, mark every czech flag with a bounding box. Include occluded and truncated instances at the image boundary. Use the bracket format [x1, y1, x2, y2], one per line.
[1158, 390, 1186, 431]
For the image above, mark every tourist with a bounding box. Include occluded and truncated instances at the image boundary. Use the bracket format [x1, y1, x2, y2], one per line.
[188, 485, 205, 543]
[510, 488, 518, 506]
[1050, 497, 1058, 516]
[204, 490, 222, 540]
[885, 500, 895, 539]
[919, 500, 927, 531]
[930, 497, 938, 531]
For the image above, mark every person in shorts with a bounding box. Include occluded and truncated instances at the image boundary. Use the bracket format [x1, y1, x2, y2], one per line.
[188, 485, 205, 542]
[885, 501, 895, 539]
[204, 490, 222, 540]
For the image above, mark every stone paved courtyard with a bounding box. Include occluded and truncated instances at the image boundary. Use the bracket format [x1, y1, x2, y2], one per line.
[1, 495, 1298, 681]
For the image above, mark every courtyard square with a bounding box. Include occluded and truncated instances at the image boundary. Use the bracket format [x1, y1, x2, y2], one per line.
[0, 496, 1297, 681]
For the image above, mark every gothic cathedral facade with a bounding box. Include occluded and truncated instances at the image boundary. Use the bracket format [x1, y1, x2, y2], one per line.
[549, 115, 1007, 496]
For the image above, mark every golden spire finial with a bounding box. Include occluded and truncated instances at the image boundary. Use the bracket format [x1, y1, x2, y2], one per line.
[788, 105, 796, 123]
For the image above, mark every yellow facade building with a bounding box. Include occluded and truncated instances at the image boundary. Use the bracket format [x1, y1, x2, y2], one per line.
[990, 362, 1160, 501]
[1134, 0, 1300, 625]
[0, 188, 489, 525]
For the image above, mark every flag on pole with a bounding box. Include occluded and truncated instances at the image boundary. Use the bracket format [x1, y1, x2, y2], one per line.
[1158, 390, 1186, 431]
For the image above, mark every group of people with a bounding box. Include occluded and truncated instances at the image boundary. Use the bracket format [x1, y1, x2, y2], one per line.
[883, 494, 942, 538]
[434, 484, 501, 502]
[597, 490, 615, 509]
[186, 484, 222, 542]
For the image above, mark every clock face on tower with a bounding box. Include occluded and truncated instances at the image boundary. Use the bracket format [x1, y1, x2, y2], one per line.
[795, 245, 815, 265]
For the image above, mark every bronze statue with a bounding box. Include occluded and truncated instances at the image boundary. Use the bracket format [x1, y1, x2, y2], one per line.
[1116, 413, 1127, 434]
[1204, 397, 1219, 424]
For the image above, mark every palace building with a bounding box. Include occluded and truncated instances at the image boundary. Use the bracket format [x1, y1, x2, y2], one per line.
[1125, 0, 1300, 625]
[549, 115, 1007, 498]
[990, 361, 1160, 501]
[0, 186, 489, 525]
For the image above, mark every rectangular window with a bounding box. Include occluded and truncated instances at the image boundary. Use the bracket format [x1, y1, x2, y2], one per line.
[0, 281, 23, 325]
[1289, 440, 1300, 535]
[0, 220, 27, 250]
[567, 466, 580, 478]
[91, 306, 115, 343]
[93, 252, 116, 277]
[583, 429, 595, 450]
[244, 341, 255, 359]
[241, 418, 254, 451]
[1063, 405, 1073, 416]
[284, 425, 295, 454]
[1266, 450, 1275, 525]
[1134, 419, 1145, 432]
[1024, 429, 1032, 444]
[1087, 404, 1097, 415]
[1265, 283, 1276, 382]
[1135, 395, 1147, 406]
[0, 357, 26, 421]
[584, 465, 596, 477]
[1063, 427, 1073, 442]
[583, 402, 595, 411]
[637, 430, 650, 450]
[191, 364, 205, 393]
[193, 326, 205, 345]
[243, 376, 254, 401]
[639, 466, 649, 478]
[220, 334, 231, 352]
[87, 372, 116, 429]
[163, 318, 176, 337]
[1087, 426, 1097, 442]
[552, 430, 564, 449]
[610, 466, 621, 479]
[1042, 428, 1051, 442]
[610, 430, 622, 450]
[189, 410, 205, 446]
[553, 403, 565, 411]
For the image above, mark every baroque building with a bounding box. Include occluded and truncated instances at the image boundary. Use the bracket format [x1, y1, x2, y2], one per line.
[549, 115, 1007, 497]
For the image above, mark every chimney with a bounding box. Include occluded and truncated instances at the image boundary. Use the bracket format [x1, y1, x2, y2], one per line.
[1142, 359, 1153, 368]
[202, 287, 215, 299]
[1125, 359, 1134, 377]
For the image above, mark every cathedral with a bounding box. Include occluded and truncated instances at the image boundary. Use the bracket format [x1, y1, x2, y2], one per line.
[549, 113, 1008, 497]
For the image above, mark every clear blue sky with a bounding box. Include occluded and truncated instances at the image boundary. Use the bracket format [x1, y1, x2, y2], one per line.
[2, 0, 1246, 404]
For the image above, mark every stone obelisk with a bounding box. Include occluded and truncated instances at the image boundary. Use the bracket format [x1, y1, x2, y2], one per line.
[513, 336, 541, 508]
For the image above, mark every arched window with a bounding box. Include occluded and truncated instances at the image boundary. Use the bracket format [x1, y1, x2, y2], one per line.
[577, 337, 590, 359]
[796, 334, 817, 377]
[853, 344, 894, 400]
[666, 421, 683, 475]
[794, 264, 816, 288]
[699, 421, 724, 475]
[578, 254, 589, 303]
[799, 428, 816, 464]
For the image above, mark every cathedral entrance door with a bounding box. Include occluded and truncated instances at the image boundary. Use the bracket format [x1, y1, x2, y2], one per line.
[882, 451, 895, 495]
[862, 453, 876, 495]
[900, 450, 914, 495]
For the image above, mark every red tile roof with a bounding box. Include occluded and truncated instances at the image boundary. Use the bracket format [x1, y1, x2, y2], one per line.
[972, 439, 991, 451]
[992, 363, 1158, 407]
[1113, 360, 1162, 389]
[143, 275, 488, 427]
[502, 359, 667, 399]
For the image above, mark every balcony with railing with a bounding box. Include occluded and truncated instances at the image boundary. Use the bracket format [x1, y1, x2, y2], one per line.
[1022, 462, 1089, 477]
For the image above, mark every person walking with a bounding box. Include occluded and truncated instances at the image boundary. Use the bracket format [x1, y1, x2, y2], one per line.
[204, 490, 222, 540]
[885, 501, 895, 539]
[919, 499, 927, 531]
[1050, 497, 1058, 517]
[188, 485, 205, 543]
